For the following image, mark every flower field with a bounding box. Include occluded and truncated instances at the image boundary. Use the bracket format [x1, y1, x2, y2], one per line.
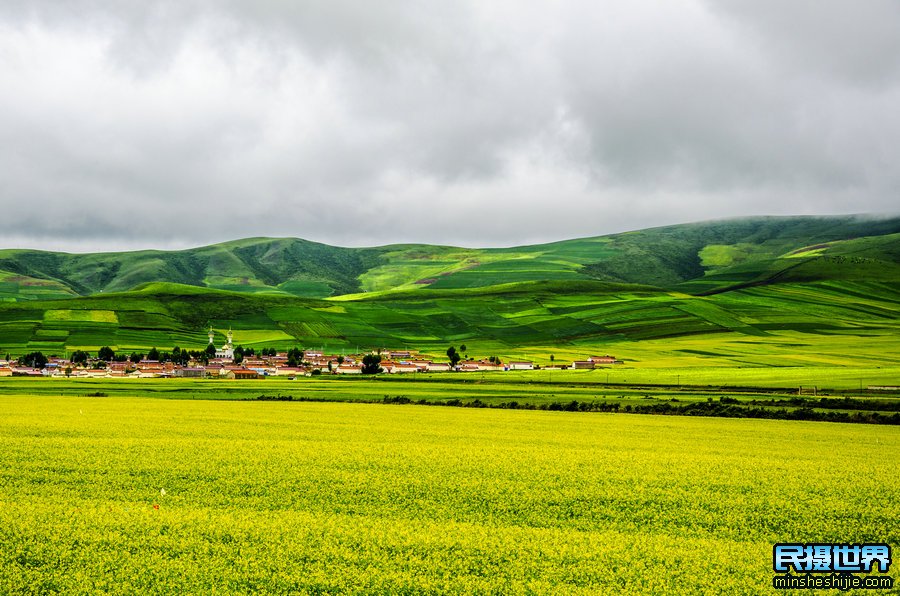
[1, 395, 897, 593]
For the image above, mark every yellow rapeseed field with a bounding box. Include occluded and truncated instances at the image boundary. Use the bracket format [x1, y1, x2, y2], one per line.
[0, 395, 897, 594]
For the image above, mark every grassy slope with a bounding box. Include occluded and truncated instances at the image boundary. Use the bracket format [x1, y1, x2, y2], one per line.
[0, 238, 385, 300]
[0, 216, 898, 363]
[582, 216, 900, 288]
[3, 216, 899, 302]
[1, 278, 898, 368]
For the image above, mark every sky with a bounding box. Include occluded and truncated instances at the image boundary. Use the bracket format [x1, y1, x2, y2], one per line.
[1, 1, 898, 252]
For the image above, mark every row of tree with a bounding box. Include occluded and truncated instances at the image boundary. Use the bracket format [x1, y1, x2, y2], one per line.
[10, 345, 502, 372]
[445, 345, 501, 367]
[10, 345, 309, 369]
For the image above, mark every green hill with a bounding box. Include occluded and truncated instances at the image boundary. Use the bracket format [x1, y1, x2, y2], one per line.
[1, 215, 899, 364]
[0, 277, 898, 367]
[2, 215, 899, 302]
[0, 237, 384, 300]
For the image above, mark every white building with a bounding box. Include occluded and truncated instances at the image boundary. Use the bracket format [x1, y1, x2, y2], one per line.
[508, 362, 534, 370]
[210, 327, 235, 360]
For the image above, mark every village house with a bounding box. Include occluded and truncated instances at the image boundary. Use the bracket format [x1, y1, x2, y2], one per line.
[477, 360, 505, 372]
[0, 367, 12, 377]
[335, 364, 362, 374]
[84, 369, 111, 378]
[225, 368, 259, 380]
[588, 355, 617, 365]
[571, 360, 595, 370]
[174, 367, 206, 378]
[137, 366, 167, 378]
[12, 367, 45, 377]
[426, 362, 451, 372]
[204, 365, 226, 377]
[508, 361, 534, 371]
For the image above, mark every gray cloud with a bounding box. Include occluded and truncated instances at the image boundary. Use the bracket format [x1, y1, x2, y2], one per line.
[0, 0, 898, 252]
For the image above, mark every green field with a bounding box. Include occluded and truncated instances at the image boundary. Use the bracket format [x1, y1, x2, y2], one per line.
[0, 280, 898, 374]
[1, 216, 899, 371]
[3, 373, 899, 429]
[1, 394, 897, 594]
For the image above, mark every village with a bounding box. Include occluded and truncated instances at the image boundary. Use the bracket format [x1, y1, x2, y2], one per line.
[0, 328, 621, 379]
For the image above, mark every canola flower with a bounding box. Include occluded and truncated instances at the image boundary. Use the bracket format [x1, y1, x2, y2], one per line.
[0, 395, 896, 594]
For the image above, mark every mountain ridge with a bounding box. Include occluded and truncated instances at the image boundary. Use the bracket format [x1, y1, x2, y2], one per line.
[1, 215, 899, 303]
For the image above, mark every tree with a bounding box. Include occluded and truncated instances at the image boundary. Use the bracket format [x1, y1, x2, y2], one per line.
[130, 352, 145, 363]
[287, 347, 304, 367]
[550, 354, 555, 363]
[70, 350, 90, 366]
[337, 355, 345, 365]
[98, 346, 115, 361]
[361, 353, 382, 375]
[147, 347, 160, 361]
[446, 346, 461, 368]
[460, 344, 467, 354]
[172, 346, 190, 366]
[20, 351, 48, 369]
[190, 349, 208, 365]
[64, 367, 72, 378]
[205, 344, 217, 359]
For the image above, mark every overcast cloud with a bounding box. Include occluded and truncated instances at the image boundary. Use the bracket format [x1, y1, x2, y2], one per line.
[1, 0, 898, 252]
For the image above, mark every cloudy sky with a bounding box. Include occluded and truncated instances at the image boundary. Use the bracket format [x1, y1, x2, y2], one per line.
[1, 1, 898, 252]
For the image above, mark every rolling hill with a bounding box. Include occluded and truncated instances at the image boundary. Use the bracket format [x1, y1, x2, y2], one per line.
[1, 215, 899, 364]
[2, 215, 899, 301]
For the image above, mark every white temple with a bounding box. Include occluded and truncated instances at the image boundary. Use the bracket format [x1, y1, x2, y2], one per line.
[209, 327, 234, 360]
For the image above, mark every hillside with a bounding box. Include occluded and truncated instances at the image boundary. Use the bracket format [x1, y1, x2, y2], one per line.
[0, 238, 384, 301]
[1, 276, 898, 367]
[2, 215, 899, 302]
[1, 215, 899, 363]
